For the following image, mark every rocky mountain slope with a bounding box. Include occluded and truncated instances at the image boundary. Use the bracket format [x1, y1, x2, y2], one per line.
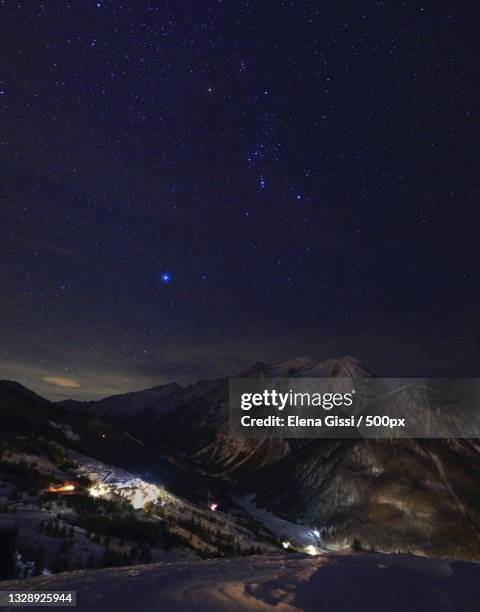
[56, 355, 480, 562]
[245, 437, 480, 561]
[117, 356, 374, 476]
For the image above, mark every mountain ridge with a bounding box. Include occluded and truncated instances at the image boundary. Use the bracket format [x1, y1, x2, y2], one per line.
[3, 357, 480, 561]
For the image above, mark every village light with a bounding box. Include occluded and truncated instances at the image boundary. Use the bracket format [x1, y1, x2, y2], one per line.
[88, 483, 109, 498]
[47, 482, 76, 494]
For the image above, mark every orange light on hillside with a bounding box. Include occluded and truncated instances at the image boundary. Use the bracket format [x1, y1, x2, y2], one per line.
[47, 482, 76, 494]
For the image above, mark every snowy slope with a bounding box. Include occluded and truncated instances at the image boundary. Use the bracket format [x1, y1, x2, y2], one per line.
[1, 552, 479, 611]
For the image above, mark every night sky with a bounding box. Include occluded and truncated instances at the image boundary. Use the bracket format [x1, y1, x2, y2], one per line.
[1, 1, 478, 400]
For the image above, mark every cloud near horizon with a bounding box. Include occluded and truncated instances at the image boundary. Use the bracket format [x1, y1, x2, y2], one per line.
[43, 376, 81, 389]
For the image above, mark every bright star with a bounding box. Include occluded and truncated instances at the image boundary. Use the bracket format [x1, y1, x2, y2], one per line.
[160, 273, 172, 283]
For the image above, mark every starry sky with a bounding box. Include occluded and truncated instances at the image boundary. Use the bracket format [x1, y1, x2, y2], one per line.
[1, 1, 478, 400]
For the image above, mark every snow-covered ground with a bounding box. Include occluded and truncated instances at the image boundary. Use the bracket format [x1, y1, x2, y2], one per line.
[1, 446, 282, 573]
[2, 551, 479, 611]
[70, 450, 164, 509]
[68, 451, 281, 556]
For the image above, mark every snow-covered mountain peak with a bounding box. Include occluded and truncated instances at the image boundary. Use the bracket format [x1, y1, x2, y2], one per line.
[321, 355, 376, 379]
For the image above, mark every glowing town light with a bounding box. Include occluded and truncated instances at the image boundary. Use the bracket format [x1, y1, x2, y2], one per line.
[282, 541, 291, 549]
[47, 482, 76, 494]
[88, 483, 109, 498]
[209, 502, 218, 512]
[313, 528, 320, 538]
[305, 545, 318, 556]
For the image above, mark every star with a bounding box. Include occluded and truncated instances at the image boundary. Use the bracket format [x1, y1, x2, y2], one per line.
[160, 273, 172, 284]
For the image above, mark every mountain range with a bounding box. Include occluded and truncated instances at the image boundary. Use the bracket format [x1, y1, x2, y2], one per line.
[3, 355, 480, 562]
